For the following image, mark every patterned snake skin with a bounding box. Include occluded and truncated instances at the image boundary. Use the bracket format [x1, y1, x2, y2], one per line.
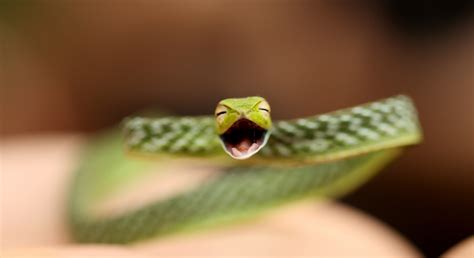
[69, 95, 422, 243]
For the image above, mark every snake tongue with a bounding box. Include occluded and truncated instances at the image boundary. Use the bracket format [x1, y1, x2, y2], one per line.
[230, 142, 261, 159]
[231, 141, 259, 157]
[236, 139, 251, 151]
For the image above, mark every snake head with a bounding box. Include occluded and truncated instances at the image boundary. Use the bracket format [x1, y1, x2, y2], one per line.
[215, 96, 272, 159]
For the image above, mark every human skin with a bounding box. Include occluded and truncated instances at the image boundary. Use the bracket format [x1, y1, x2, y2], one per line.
[1, 134, 421, 257]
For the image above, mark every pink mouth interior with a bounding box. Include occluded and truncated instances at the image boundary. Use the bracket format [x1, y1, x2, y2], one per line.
[220, 118, 267, 159]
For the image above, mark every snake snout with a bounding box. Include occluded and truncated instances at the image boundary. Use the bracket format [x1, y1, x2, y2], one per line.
[220, 118, 268, 159]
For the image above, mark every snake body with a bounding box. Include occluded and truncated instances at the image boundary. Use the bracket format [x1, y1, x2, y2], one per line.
[69, 95, 422, 243]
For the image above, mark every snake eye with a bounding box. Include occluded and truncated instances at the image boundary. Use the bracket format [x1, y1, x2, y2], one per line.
[215, 104, 228, 124]
[258, 100, 270, 113]
[216, 111, 227, 116]
[215, 104, 228, 117]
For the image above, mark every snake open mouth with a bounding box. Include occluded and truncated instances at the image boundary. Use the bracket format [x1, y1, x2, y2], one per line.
[220, 118, 268, 159]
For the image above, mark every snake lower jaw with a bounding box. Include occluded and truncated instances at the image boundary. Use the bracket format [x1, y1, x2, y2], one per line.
[219, 118, 269, 159]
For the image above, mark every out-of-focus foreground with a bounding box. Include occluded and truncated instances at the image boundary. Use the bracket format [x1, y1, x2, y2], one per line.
[1, 1, 473, 256]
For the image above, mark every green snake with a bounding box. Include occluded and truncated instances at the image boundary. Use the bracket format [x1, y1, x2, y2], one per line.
[69, 95, 422, 243]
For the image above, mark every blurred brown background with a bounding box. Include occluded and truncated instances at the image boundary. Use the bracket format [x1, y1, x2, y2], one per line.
[1, 1, 473, 256]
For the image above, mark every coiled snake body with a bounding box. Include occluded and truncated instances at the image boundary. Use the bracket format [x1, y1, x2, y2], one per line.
[69, 95, 422, 243]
